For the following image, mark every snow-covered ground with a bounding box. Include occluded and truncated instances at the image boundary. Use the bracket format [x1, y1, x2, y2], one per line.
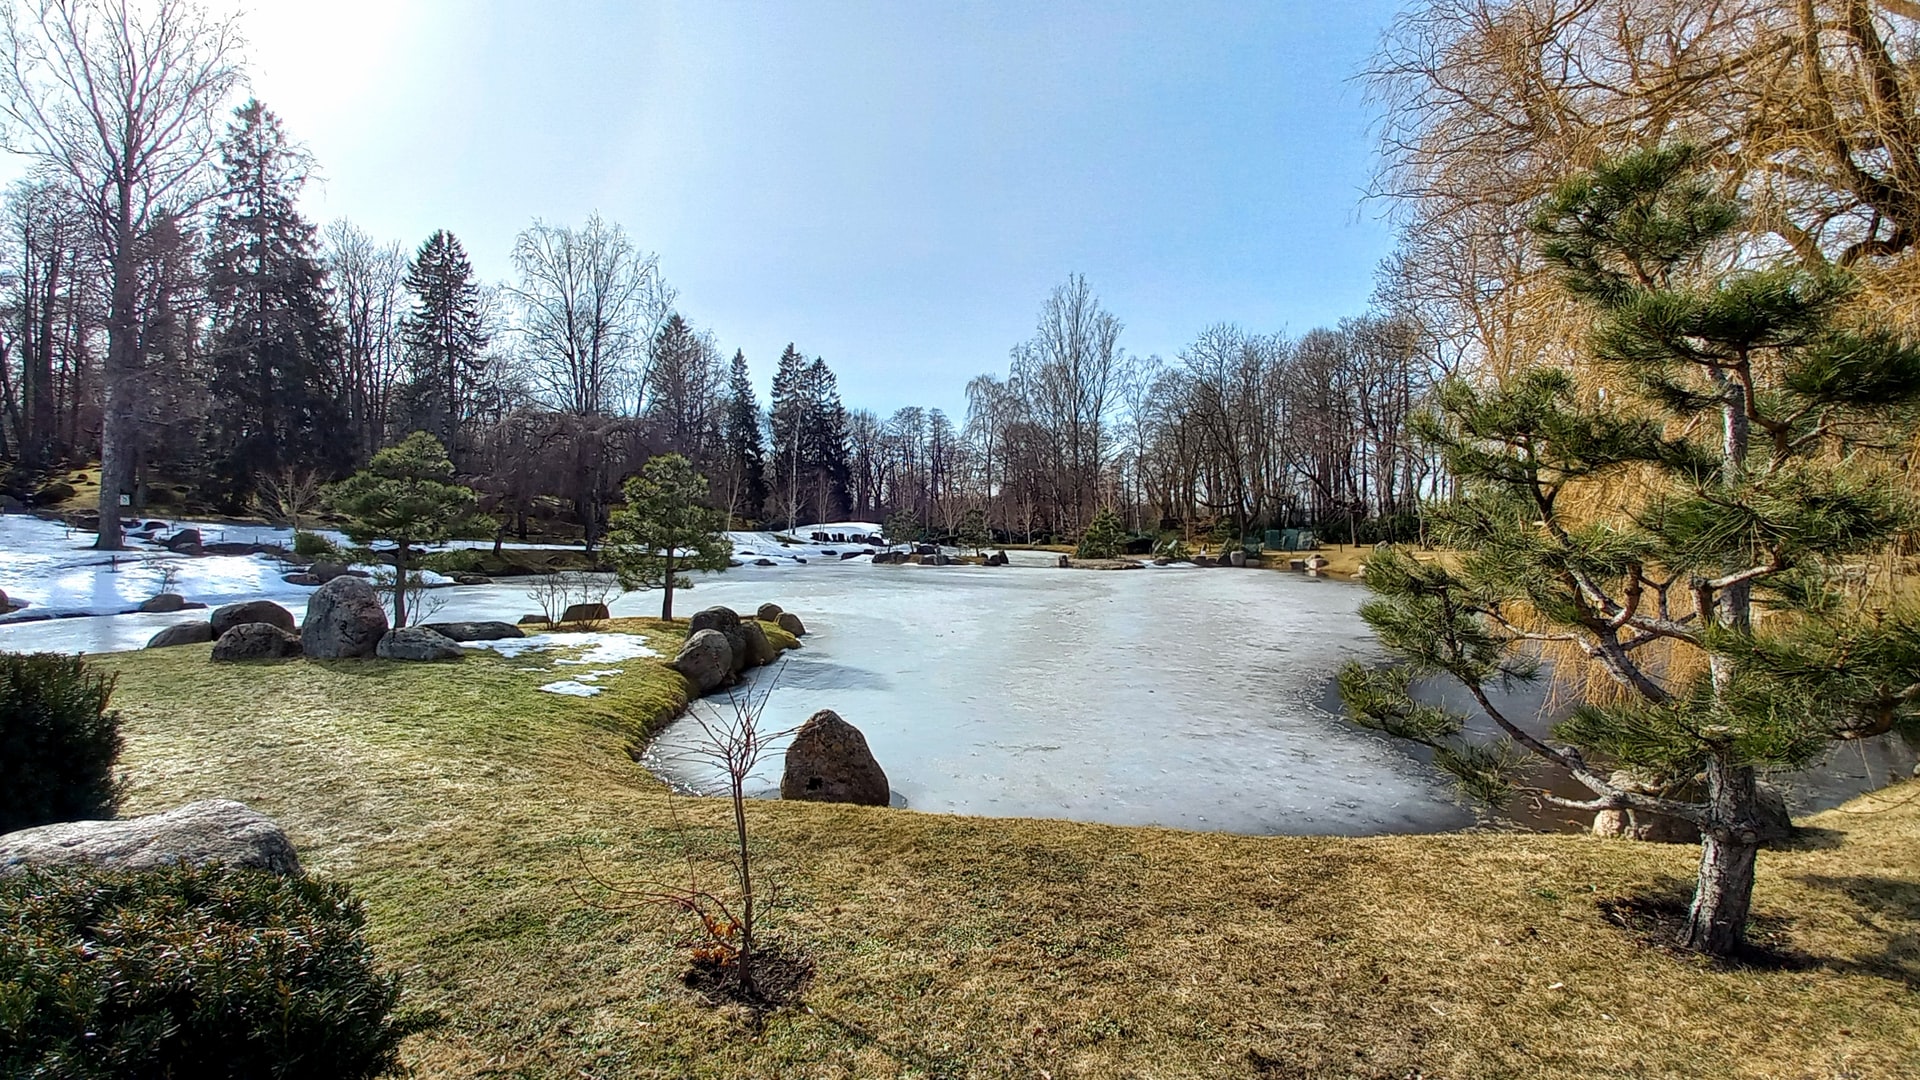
[462, 631, 661, 697]
[726, 520, 888, 566]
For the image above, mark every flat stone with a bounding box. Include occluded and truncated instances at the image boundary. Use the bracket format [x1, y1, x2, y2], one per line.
[376, 627, 463, 661]
[146, 621, 215, 649]
[137, 593, 188, 613]
[421, 620, 525, 642]
[0, 799, 301, 875]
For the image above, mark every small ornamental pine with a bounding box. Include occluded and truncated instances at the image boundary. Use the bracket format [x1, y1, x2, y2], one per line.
[1339, 145, 1920, 957]
[1075, 507, 1126, 559]
[884, 508, 923, 550]
[605, 454, 732, 621]
[957, 507, 990, 555]
[324, 431, 478, 628]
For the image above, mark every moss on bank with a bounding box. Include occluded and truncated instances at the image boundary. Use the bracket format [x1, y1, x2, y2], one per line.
[86, 641, 1920, 1079]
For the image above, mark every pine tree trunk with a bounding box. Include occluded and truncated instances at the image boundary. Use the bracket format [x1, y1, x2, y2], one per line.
[661, 553, 676, 621]
[1685, 754, 1760, 956]
[393, 544, 410, 629]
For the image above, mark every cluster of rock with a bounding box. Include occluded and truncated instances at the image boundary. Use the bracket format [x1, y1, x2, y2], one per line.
[1190, 549, 1258, 568]
[144, 576, 521, 664]
[0, 799, 302, 876]
[669, 602, 805, 694]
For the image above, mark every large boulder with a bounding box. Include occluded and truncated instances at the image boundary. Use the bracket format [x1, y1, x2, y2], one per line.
[736, 619, 778, 667]
[309, 560, 353, 584]
[558, 601, 609, 624]
[780, 710, 889, 806]
[755, 602, 784, 622]
[146, 621, 215, 649]
[421, 620, 524, 642]
[211, 622, 301, 662]
[671, 628, 734, 694]
[986, 550, 1009, 566]
[0, 799, 301, 876]
[137, 593, 188, 613]
[161, 527, 202, 554]
[210, 599, 295, 637]
[776, 611, 807, 637]
[1228, 549, 1248, 568]
[376, 627, 463, 661]
[689, 605, 742, 635]
[301, 575, 388, 659]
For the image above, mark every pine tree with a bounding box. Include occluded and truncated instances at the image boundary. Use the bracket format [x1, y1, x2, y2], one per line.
[802, 356, 852, 523]
[721, 350, 767, 523]
[1339, 145, 1920, 956]
[402, 230, 489, 455]
[202, 100, 348, 508]
[1075, 506, 1125, 559]
[605, 453, 732, 621]
[325, 431, 478, 630]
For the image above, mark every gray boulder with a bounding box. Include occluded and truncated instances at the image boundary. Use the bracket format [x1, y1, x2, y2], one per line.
[690, 606, 742, 635]
[421, 620, 525, 642]
[671, 628, 734, 694]
[756, 602, 784, 622]
[162, 528, 202, 554]
[986, 551, 1009, 566]
[301, 575, 388, 659]
[146, 621, 215, 649]
[309, 561, 351, 583]
[776, 611, 807, 637]
[211, 622, 301, 662]
[0, 799, 301, 875]
[454, 574, 493, 586]
[137, 592, 188, 613]
[558, 601, 610, 624]
[282, 573, 321, 586]
[754, 558, 776, 567]
[780, 710, 889, 806]
[0, 587, 10, 611]
[376, 627, 463, 661]
[210, 599, 295, 637]
[736, 619, 778, 667]
[1228, 549, 1248, 568]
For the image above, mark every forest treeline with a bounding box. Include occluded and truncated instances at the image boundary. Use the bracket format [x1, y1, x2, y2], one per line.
[0, 1, 1438, 550]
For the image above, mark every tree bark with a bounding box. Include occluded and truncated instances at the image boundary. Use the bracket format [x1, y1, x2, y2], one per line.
[393, 543, 410, 629]
[661, 552, 676, 621]
[94, 198, 138, 551]
[1685, 755, 1761, 956]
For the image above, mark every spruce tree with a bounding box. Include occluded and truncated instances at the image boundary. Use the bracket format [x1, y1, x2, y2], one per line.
[401, 230, 489, 455]
[802, 356, 852, 523]
[605, 454, 732, 621]
[202, 99, 348, 508]
[721, 350, 767, 523]
[1339, 145, 1920, 956]
[768, 343, 808, 530]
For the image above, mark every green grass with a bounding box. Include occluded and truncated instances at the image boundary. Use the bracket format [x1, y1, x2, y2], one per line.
[85, 636, 1920, 1079]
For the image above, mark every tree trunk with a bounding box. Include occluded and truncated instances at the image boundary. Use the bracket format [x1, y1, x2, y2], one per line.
[661, 553, 676, 620]
[1685, 755, 1760, 956]
[393, 544, 410, 629]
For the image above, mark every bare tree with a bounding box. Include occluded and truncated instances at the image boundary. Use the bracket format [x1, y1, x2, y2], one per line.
[0, 0, 243, 548]
[510, 212, 672, 419]
[323, 219, 408, 460]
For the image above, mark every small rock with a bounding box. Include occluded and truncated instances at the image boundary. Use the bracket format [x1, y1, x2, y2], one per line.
[776, 611, 806, 637]
[138, 593, 188, 613]
[986, 551, 1009, 566]
[671, 628, 735, 694]
[309, 561, 352, 583]
[0, 799, 301, 875]
[376, 627, 463, 661]
[301, 576, 388, 659]
[840, 551, 863, 560]
[559, 602, 610, 624]
[780, 710, 889, 806]
[518, 614, 549, 626]
[454, 574, 493, 585]
[421, 620, 525, 642]
[756, 602, 785, 621]
[210, 599, 295, 637]
[211, 622, 301, 662]
[1057, 555, 1071, 568]
[146, 621, 215, 649]
[754, 558, 776, 567]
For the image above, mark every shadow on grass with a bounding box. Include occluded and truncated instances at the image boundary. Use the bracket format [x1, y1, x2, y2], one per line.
[1599, 874, 1920, 986]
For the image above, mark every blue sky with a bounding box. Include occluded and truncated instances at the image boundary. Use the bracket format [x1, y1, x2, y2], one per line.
[222, 2, 1402, 413]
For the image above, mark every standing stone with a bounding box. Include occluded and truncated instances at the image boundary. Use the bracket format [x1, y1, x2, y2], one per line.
[776, 611, 806, 637]
[671, 628, 734, 694]
[1057, 555, 1071, 568]
[162, 528, 202, 555]
[146, 622, 215, 649]
[756, 602, 784, 622]
[1228, 549, 1247, 568]
[210, 599, 295, 637]
[211, 622, 302, 662]
[780, 710, 889, 806]
[0, 799, 301, 875]
[301, 575, 388, 659]
[376, 627, 464, 661]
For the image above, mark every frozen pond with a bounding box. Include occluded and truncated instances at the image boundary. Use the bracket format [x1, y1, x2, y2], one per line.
[643, 559, 1477, 835]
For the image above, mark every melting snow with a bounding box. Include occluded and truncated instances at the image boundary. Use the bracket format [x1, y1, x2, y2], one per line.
[538, 680, 602, 697]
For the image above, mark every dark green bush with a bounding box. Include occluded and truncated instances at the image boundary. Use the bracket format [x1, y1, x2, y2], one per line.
[0, 865, 424, 1079]
[0, 653, 122, 833]
[1074, 507, 1127, 559]
[290, 530, 338, 558]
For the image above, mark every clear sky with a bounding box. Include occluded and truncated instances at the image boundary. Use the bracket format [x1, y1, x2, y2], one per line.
[118, 1, 1407, 415]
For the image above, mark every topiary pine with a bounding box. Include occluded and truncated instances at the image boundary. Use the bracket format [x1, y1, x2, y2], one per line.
[1075, 507, 1127, 559]
[604, 453, 732, 621]
[324, 431, 478, 629]
[1339, 144, 1920, 957]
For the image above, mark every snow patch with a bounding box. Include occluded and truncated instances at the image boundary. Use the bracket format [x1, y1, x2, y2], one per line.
[538, 680, 602, 697]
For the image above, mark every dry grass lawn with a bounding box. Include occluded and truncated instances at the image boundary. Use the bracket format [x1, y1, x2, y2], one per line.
[86, 625, 1920, 1080]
